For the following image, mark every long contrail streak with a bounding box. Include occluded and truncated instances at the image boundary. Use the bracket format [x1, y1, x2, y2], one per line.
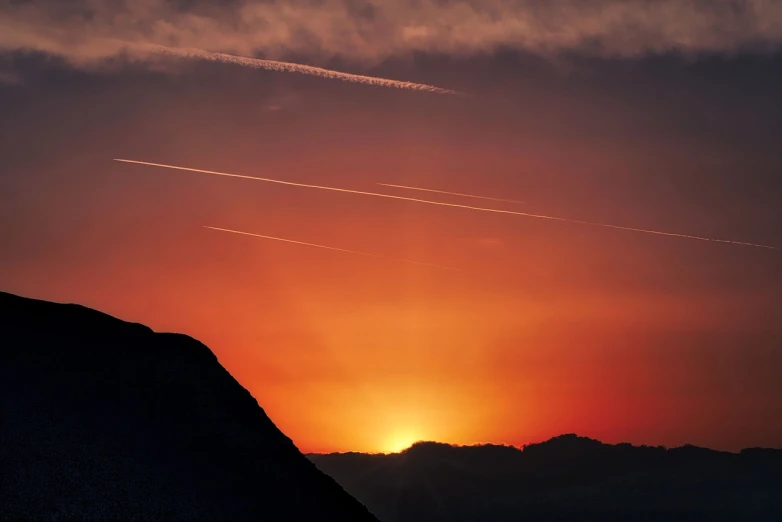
[114, 159, 778, 251]
[378, 183, 526, 204]
[151, 45, 465, 96]
[204, 226, 458, 270]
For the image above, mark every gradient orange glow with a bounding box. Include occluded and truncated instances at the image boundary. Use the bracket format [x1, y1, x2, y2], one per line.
[1, 54, 781, 455]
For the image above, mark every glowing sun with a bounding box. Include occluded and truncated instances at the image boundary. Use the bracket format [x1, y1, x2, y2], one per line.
[382, 431, 421, 453]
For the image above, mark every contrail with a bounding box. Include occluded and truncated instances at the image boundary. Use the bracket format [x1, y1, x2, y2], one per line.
[378, 183, 526, 205]
[204, 226, 458, 270]
[150, 45, 466, 97]
[114, 159, 778, 251]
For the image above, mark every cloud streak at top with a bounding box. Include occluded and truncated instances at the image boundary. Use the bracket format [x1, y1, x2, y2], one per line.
[2, 0, 782, 69]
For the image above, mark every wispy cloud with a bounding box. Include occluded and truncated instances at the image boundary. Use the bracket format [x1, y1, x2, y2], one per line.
[155, 46, 464, 95]
[2, 1, 781, 69]
[116, 159, 779, 251]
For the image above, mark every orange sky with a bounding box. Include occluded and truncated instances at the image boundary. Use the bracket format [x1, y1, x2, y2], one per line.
[1, 49, 781, 453]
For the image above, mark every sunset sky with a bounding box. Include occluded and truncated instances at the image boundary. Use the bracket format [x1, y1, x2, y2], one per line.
[1, 0, 781, 454]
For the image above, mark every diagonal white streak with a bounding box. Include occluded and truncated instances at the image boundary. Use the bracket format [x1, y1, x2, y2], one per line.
[204, 227, 458, 270]
[114, 159, 778, 251]
[378, 183, 525, 204]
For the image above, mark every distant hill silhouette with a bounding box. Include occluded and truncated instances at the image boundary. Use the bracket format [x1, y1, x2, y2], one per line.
[309, 434, 782, 522]
[0, 291, 378, 521]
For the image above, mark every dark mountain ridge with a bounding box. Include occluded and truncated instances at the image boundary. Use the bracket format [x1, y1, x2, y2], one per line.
[0, 290, 378, 521]
[309, 435, 782, 521]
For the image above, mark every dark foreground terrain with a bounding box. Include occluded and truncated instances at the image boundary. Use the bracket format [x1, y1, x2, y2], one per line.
[309, 436, 782, 522]
[0, 291, 377, 521]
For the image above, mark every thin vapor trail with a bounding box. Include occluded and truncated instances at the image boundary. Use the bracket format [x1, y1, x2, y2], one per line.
[151, 45, 466, 96]
[115, 159, 778, 251]
[378, 183, 525, 205]
[204, 227, 458, 271]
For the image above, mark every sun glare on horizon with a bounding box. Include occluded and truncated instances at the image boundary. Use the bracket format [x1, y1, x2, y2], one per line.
[383, 431, 423, 454]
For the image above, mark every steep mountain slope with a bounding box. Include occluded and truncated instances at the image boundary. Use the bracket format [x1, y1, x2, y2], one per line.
[309, 435, 782, 522]
[0, 291, 378, 521]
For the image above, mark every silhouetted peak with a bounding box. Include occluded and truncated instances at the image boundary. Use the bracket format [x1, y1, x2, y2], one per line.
[1, 291, 153, 340]
[0, 291, 222, 365]
[398, 441, 522, 461]
[403, 441, 454, 453]
[667, 443, 730, 462]
[545, 433, 602, 445]
[522, 433, 606, 459]
[1, 290, 378, 521]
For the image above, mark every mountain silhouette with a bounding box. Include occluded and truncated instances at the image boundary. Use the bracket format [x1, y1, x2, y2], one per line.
[0, 291, 378, 521]
[309, 434, 782, 522]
